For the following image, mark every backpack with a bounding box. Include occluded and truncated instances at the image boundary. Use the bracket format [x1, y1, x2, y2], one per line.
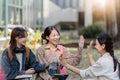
[8, 47, 30, 62]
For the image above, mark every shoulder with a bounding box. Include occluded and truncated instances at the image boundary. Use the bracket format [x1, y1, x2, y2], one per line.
[36, 45, 46, 55]
[37, 45, 45, 51]
[2, 48, 9, 56]
[96, 54, 113, 67]
[1, 48, 9, 60]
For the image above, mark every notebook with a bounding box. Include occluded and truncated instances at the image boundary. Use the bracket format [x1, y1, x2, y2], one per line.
[15, 74, 32, 79]
[52, 74, 68, 80]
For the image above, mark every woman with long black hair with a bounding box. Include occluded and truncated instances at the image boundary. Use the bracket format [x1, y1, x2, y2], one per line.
[60, 34, 119, 80]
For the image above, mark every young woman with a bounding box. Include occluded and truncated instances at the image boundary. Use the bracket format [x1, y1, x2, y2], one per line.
[1, 27, 46, 80]
[60, 34, 119, 80]
[35, 26, 85, 80]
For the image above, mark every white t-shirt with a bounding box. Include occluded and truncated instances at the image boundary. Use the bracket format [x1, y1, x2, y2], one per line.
[80, 52, 119, 80]
[16, 53, 23, 71]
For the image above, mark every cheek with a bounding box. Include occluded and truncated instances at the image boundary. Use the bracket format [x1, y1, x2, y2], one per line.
[95, 45, 98, 50]
[21, 38, 26, 42]
[57, 36, 60, 39]
[95, 45, 100, 51]
[95, 45, 103, 53]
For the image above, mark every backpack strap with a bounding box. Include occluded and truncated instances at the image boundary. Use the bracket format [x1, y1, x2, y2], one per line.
[8, 47, 30, 62]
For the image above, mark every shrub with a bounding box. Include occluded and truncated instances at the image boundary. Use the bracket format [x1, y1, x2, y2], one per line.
[79, 23, 104, 38]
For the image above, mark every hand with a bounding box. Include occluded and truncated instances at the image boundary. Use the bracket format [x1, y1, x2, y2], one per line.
[25, 68, 35, 74]
[78, 35, 85, 50]
[59, 54, 67, 66]
[86, 40, 93, 54]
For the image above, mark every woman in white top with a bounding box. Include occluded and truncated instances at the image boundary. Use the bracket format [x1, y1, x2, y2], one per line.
[60, 34, 120, 80]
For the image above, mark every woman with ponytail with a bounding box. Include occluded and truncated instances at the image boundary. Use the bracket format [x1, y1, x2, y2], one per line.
[60, 34, 119, 80]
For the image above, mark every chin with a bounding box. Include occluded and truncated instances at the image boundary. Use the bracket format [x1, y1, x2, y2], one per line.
[53, 43, 58, 46]
[22, 43, 26, 46]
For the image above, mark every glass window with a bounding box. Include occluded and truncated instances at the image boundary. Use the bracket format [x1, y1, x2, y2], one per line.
[72, 0, 78, 8]
[65, 0, 70, 8]
[2, 0, 5, 25]
[20, 0, 22, 6]
[0, 1, 2, 26]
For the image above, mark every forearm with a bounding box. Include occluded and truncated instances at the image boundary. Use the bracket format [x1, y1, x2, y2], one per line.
[86, 52, 95, 65]
[66, 48, 82, 66]
[66, 64, 80, 75]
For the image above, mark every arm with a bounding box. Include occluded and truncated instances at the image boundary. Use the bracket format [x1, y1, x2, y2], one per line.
[59, 54, 80, 75]
[66, 64, 80, 75]
[1, 49, 24, 79]
[36, 47, 49, 66]
[65, 61, 105, 78]
[63, 35, 85, 66]
[36, 47, 52, 79]
[86, 41, 95, 65]
[60, 54, 106, 79]
[29, 49, 46, 73]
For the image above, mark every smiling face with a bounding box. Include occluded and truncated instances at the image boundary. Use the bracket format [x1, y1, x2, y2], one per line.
[46, 29, 60, 46]
[15, 32, 28, 47]
[95, 39, 105, 55]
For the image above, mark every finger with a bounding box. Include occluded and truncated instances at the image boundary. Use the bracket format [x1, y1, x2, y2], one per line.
[79, 36, 85, 47]
[89, 40, 93, 47]
[80, 35, 84, 39]
[80, 35, 85, 41]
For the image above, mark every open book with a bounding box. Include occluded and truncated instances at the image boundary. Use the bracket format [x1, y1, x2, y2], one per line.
[15, 74, 32, 79]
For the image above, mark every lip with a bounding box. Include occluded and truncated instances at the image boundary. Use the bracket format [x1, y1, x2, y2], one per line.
[54, 39, 59, 42]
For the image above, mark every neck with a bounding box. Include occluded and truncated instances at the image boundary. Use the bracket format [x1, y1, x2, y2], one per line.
[48, 43, 57, 49]
[100, 50, 106, 55]
[16, 43, 23, 48]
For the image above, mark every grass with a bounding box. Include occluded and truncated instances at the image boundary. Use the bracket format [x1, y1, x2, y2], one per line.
[66, 48, 120, 80]
[0, 47, 120, 80]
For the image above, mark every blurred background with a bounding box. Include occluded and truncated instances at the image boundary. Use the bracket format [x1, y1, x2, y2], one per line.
[0, 0, 120, 80]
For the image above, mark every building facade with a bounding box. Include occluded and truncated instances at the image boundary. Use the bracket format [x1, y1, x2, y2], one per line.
[0, 0, 43, 31]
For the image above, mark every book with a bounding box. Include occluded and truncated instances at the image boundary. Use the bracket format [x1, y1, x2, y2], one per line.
[15, 74, 32, 79]
[52, 74, 68, 80]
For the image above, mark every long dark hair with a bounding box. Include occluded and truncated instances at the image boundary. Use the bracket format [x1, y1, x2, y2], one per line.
[9, 27, 27, 54]
[41, 26, 60, 44]
[97, 34, 118, 72]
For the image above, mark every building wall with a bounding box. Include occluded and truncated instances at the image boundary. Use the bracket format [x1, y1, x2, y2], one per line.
[43, 0, 84, 29]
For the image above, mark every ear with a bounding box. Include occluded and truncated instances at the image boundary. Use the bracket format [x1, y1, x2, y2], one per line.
[46, 36, 49, 40]
[102, 44, 105, 49]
